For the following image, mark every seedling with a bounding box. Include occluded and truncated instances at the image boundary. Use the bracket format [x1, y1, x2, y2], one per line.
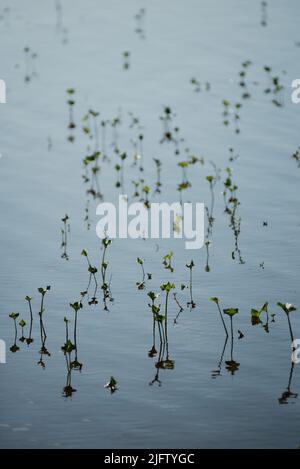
[263, 66, 284, 107]
[69, 302, 83, 370]
[186, 260, 196, 308]
[251, 302, 269, 332]
[153, 158, 162, 194]
[277, 303, 297, 344]
[162, 251, 174, 273]
[61, 318, 76, 397]
[61, 214, 70, 260]
[66, 88, 76, 142]
[147, 291, 161, 357]
[105, 376, 118, 393]
[210, 298, 228, 337]
[222, 100, 242, 133]
[81, 249, 98, 304]
[25, 295, 34, 345]
[123, 51, 130, 70]
[238, 61, 252, 99]
[100, 237, 113, 310]
[136, 257, 146, 290]
[160, 282, 175, 343]
[134, 7, 146, 39]
[19, 319, 26, 342]
[291, 147, 300, 168]
[261, 1, 268, 27]
[37, 286, 51, 366]
[190, 77, 210, 93]
[223, 308, 240, 375]
[9, 312, 20, 353]
[142, 185, 150, 209]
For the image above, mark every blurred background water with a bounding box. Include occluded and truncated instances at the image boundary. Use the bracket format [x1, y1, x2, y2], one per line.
[0, 0, 300, 448]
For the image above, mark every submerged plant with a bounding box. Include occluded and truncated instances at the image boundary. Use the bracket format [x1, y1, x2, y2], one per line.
[9, 312, 20, 353]
[263, 66, 284, 107]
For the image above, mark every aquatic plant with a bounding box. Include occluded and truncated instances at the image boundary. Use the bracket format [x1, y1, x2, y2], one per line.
[263, 66, 284, 107]
[122, 51, 130, 70]
[277, 303, 297, 343]
[66, 88, 76, 142]
[61, 214, 70, 260]
[105, 376, 118, 393]
[162, 251, 174, 273]
[69, 302, 83, 370]
[251, 302, 269, 332]
[134, 7, 146, 39]
[37, 286, 51, 367]
[210, 298, 228, 336]
[19, 319, 26, 342]
[291, 147, 300, 168]
[9, 312, 20, 353]
[136, 257, 146, 290]
[261, 1, 268, 27]
[223, 308, 240, 375]
[81, 249, 98, 304]
[100, 237, 113, 310]
[25, 295, 34, 345]
[186, 260, 196, 308]
[153, 158, 162, 194]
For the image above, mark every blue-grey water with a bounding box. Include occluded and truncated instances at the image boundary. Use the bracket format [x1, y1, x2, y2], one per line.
[0, 0, 300, 448]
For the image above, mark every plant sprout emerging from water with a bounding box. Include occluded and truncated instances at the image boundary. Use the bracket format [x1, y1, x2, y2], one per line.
[263, 66, 284, 107]
[136, 257, 146, 290]
[9, 312, 20, 353]
[37, 286, 51, 366]
[69, 302, 83, 370]
[222, 100, 242, 134]
[190, 77, 210, 93]
[277, 303, 297, 344]
[122, 51, 130, 70]
[186, 260, 196, 309]
[291, 147, 300, 168]
[134, 7, 146, 39]
[19, 319, 26, 342]
[25, 295, 34, 345]
[210, 298, 228, 337]
[147, 291, 161, 357]
[223, 308, 240, 374]
[81, 249, 98, 305]
[61, 317, 76, 397]
[66, 88, 76, 142]
[261, 1, 268, 27]
[105, 376, 118, 393]
[61, 214, 70, 260]
[160, 282, 175, 341]
[163, 251, 174, 273]
[100, 237, 113, 310]
[238, 60, 252, 100]
[142, 185, 150, 209]
[251, 302, 269, 332]
[115, 151, 127, 191]
[153, 158, 162, 194]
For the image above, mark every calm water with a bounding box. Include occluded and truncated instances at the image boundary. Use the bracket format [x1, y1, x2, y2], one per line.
[0, 0, 300, 448]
